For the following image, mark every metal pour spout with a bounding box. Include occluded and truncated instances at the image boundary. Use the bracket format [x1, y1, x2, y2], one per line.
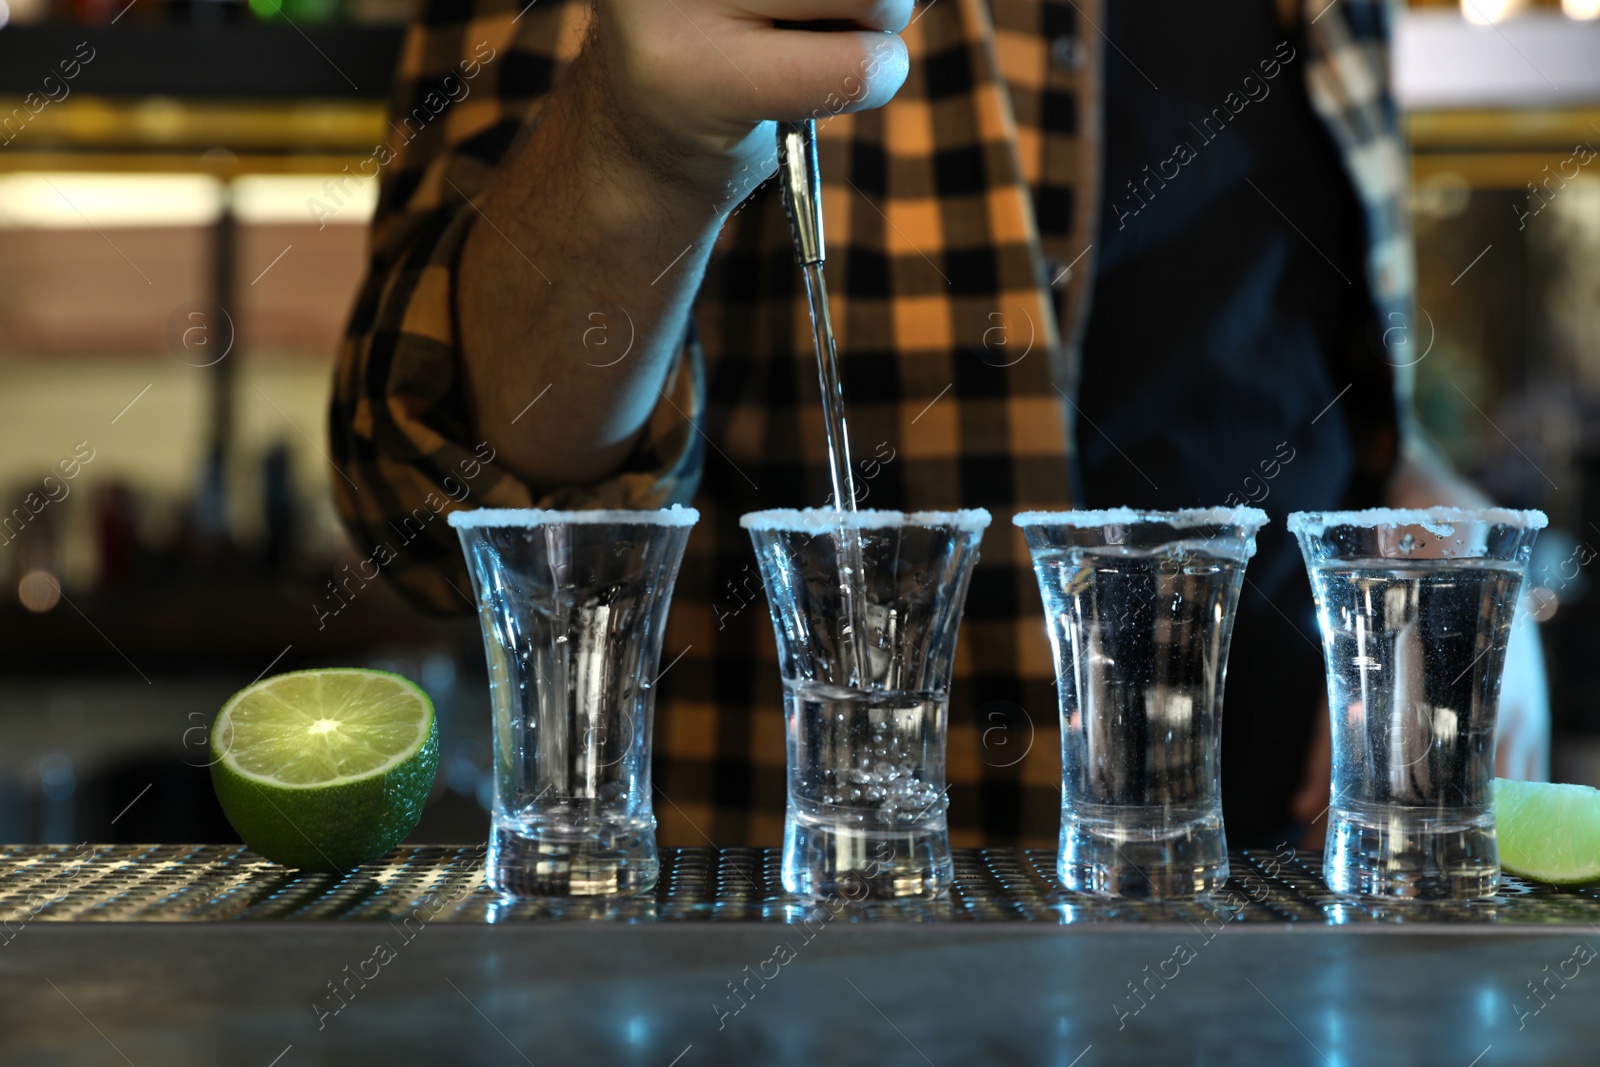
[778, 120, 826, 267]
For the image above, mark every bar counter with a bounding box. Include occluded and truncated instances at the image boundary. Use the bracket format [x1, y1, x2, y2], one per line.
[3, 845, 1597, 1065]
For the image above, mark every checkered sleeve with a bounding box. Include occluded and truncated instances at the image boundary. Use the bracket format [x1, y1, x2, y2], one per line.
[328, 0, 704, 616]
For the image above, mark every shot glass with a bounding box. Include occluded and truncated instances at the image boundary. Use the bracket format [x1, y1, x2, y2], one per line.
[450, 506, 698, 897]
[741, 508, 990, 901]
[1288, 507, 1546, 899]
[1016, 508, 1268, 898]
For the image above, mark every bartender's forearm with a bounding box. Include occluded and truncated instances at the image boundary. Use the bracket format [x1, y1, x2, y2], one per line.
[457, 44, 736, 491]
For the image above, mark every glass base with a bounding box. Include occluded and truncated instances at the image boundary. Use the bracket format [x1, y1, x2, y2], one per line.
[489, 820, 659, 898]
[1058, 806, 1229, 899]
[1324, 803, 1499, 899]
[782, 814, 952, 901]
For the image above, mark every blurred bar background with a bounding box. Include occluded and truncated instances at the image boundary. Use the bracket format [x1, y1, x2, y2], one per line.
[0, 0, 1595, 844]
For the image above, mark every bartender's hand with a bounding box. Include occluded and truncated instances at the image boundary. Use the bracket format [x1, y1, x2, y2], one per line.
[460, 3, 909, 490]
[591, 0, 912, 189]
[1385, 432, 1552, 780]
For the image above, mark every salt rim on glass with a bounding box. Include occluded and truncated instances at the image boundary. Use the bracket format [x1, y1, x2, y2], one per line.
[447, 504, 701, 529]
[1286, 506, 1547, 539]
[1012, 506, 1269, 530]
[739, 508, 992, 532]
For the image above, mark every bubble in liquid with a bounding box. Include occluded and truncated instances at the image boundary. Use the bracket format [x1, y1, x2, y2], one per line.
[1398, 534, 1418, 554]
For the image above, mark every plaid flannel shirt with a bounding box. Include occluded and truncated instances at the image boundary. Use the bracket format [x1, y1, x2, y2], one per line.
[330, 0, 1412, 846]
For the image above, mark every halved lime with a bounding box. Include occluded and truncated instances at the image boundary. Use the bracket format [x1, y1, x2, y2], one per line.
[210, 668, 439, 873]
[1494, 778, 1600, 886]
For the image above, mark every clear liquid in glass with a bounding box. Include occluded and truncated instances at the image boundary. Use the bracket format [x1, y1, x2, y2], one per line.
[746, 512, 988, 901]
[1033, 544, 1247, 897]
[783, 681, 951, 899]
[456, 518, 692, 899]
[1308, 559, 1522, 898]
[487, 586, 661, 896]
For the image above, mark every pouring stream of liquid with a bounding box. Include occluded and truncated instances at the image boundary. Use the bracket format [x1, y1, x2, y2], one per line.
[800, 261, 874, 687]
[778, 118, 874, 688]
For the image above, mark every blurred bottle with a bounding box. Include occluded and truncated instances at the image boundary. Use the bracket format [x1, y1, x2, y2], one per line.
[96, 481, 137, 586]
[37, 752, 76, 844]
[70, 0, 116, 24]
[68, 0, 173, 21]
[164, 0, 249, 23]
[191, 442, 234, 567]
[249, 0, 341, 23]
[261, 441, 295, 569]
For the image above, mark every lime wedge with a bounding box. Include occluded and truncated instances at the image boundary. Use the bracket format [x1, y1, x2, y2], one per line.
[210, 668, 439, 872]
[1494, 778, 1600, 886]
